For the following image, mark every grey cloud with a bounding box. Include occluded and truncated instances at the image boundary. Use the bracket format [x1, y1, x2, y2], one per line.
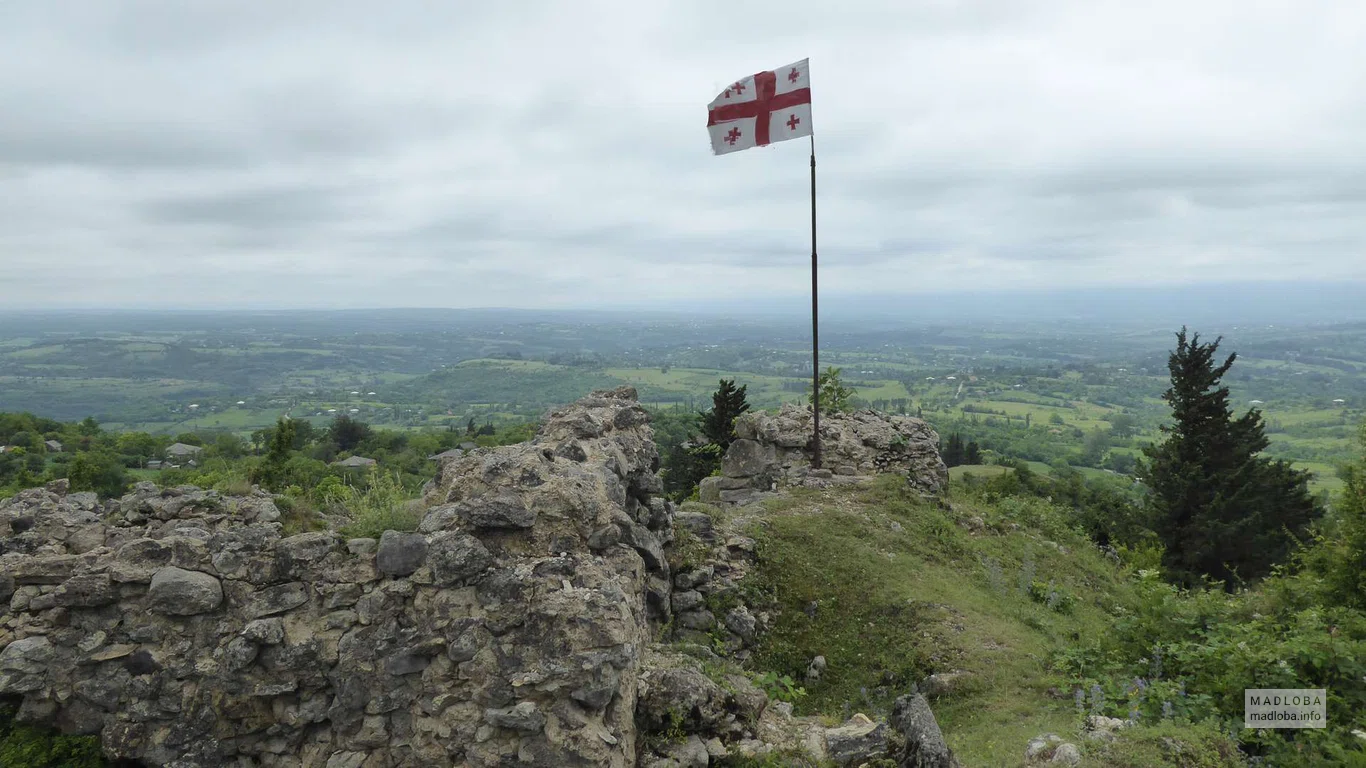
[143, 185, 354, 229]
[2, 0, 1365, 308]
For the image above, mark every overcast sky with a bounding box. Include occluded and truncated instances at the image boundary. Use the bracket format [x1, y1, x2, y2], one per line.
[2, 1, 1363, 309]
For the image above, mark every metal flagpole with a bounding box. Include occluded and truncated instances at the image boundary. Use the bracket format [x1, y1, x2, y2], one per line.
[810, 133, 821, 469]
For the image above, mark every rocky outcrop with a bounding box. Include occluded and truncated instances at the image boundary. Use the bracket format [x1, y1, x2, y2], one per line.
[0, 387, 674, 768]
[701, 405, 948, 506]
[891, 693, 960, 768]
[660, 504, 765, 663]
[0, 389, 958, 767]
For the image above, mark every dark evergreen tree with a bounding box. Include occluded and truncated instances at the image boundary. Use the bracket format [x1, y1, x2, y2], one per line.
[252, 417, 297, 491]
[328, 415, 372, 452]
[1309, 424, 1366, 608]
[266, 418, 296, 465]
[943, 433, 965, 467]
[700, 379, 750, 451]
[1140, 328, 1321, 588]
[965, 440, 982, 465]
[662, 442, 723, 501]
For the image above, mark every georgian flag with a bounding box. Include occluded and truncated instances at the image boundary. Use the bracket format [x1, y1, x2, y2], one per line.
[707, 58, 812, 156]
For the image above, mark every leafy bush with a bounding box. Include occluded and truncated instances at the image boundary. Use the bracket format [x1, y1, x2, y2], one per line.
[1052, 569, 1366, 764]
[661, 442, 722, 502]
[752, 671, 807, 704]
[1301, 423, 1366, 609]
[1027, 580, 1076, 614]
[273, 490, 326, 536]
[65, 450, 128, 498]
[1084, 720, 1247, 768]
[808, 366, 856, 415]
[0, 704, 106, 768]
[333, 471, 421, 539]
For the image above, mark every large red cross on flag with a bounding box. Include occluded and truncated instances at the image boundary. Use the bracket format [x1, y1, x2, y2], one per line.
[707, 58, 812, 156]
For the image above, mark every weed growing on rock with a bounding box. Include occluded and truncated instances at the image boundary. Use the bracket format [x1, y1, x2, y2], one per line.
[330, 470, 420, 538]
[753, 671, 807, 704]
[0, 705, 105, 768]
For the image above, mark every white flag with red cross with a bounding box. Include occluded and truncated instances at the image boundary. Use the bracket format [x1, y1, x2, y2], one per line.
[707, 58, 812, 156]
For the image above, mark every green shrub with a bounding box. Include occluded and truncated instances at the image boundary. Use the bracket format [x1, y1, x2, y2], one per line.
[1085, 719, 1247, 768]
[219, 476, 254, 497]
[333, 471, 421, 539]
[1052, 569, 1366, 763]
[273, 492, 326, 536]
[1028, 580, 1076, 614]
[0, 705, 106, 768]
[752, 671, 807, 704]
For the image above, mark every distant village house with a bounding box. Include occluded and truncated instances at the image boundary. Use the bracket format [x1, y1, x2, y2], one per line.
[165, 443, 204, 459]
[332, 455, 377, 469]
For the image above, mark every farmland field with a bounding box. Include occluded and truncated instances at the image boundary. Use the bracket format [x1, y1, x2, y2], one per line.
[0, 309, 1361, 498]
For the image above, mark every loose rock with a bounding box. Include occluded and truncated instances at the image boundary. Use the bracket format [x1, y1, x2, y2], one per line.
[147, 566, 222, 615]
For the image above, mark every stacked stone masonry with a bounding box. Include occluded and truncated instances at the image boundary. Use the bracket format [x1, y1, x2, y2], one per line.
[700, 405, 948, 507]
[0, 388, 957, 767]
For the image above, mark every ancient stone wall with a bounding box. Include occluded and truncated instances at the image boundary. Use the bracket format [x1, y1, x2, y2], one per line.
[0, 389, 957, 767]
[0, 387, 673, 768]
[700, 405, 948, 506]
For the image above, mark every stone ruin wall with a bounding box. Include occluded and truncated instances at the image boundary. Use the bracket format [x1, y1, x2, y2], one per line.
[0, 388, 959, 768]
[700, 404, 948, 507]
[0, 388, 673, 767]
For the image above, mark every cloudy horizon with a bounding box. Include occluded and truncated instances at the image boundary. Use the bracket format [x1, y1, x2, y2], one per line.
[2, 1, 1364, 310]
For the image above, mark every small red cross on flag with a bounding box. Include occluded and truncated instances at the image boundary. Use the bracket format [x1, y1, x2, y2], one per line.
[707, 58, 812, 156]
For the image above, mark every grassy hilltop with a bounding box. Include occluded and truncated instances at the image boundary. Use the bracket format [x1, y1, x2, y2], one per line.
[701, 467, 1366, 766]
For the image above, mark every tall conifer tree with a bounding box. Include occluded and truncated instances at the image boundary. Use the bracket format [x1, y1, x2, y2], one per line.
[700, 379, 750, 451]
[1141, 328, 1320, 587]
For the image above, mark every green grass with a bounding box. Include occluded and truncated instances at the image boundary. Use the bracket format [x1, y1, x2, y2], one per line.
[1295, 460, 1347, 495]
[607, 366, 806, 408]
[1070, 466, 1117, 480]
[1077, 720, 1247, 768]
[738, 475, 1136, 767]
[5, 344, 65, 359]
[949, 464, 1012, 480]
[606, 365, 914, 411]
[850, 379, 913, 401]
[330, 471, 422, 539]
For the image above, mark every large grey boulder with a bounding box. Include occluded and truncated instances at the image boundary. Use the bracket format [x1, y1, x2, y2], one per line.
[147, 566, 222, 615]
[0, 636, 53, 693]
[427, 530, 493, 585]
[722, 439, 775, 477]
[483, 701, 546, 733]
[825, 715, 889, 766]
[891, 693, 960, 768]
[459, 491, 537, 529]
[376, 530, 427, 576]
